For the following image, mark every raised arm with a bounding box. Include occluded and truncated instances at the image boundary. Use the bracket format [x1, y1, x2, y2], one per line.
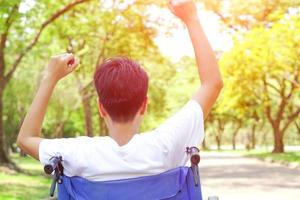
[169, 0, 223, 118]
[17, 53, 78, 160]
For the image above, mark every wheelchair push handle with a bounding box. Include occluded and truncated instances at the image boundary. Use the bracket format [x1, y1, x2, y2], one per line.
[44, 156, 64, 197]
[186, 146, 200, 165]
[44, 156, 63, 174]
[186, 147, 200, 187]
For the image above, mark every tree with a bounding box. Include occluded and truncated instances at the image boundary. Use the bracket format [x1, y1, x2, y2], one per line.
[201, 0, 300, 31]
[0, 0, 90, 166]
[196, 0, 300, 151]
[220, 14, 300, 153]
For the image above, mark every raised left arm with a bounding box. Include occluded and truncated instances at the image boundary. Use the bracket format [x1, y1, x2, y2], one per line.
[17, 53, 78, 160]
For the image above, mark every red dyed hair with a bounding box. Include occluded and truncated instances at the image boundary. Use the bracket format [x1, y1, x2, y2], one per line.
[94, 57, 149, 123]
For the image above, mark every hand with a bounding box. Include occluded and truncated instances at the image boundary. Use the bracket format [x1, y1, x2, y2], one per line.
[168, 0, 198, 24]
[45, 53, 78, 82]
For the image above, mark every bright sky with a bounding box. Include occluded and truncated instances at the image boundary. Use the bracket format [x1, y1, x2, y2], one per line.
[152, 6, 233, 60]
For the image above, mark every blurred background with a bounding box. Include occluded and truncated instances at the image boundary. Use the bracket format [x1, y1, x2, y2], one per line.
[0, 0, 299, 199]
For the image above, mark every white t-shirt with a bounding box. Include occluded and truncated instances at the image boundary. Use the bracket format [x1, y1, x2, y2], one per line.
[39, 100, 204, 181]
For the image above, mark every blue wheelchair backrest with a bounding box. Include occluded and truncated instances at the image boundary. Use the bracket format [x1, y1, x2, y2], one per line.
[45, 147, 202, 200]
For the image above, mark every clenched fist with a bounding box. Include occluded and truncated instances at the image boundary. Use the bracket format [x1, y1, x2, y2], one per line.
[168, 0, 198, 24]
[45, 53, 78, 82]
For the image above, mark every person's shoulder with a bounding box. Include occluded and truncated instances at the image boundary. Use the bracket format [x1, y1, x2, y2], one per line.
[177, 99, 204, 120]
[58, 136, 110, 145]
[58, 136, 94, 142]
[186, 99, 203, 112]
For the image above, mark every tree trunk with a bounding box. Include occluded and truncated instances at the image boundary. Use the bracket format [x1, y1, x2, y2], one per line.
[202, 138, 208, 150]
[295, 122, 300, 135]
[251, 124, 256, 149]
[272, 124, 284, 153]
[0, 42, 10, 164]
[216, 135, 221, 150]
[54, 122, 66, 138]
[261, 131, 268, 147]
[232, 133, 237, 150]
[0, 87, 10, 164]
[231, 125, 240, 150]
[216, 119, 224, 151]
[81, 93, 93, 137]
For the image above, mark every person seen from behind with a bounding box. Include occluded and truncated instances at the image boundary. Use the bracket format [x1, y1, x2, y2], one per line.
[17, 0, 223, 181]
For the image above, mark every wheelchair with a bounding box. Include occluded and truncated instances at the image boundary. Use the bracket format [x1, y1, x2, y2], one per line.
[44, 147, 218, 200]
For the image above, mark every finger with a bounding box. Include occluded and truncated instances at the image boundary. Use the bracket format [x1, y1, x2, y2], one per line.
[68, 61, 78, 73]
[169, 0, 179, 6]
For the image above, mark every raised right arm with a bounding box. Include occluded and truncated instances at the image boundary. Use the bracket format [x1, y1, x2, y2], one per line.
[169, 0, 223, 118]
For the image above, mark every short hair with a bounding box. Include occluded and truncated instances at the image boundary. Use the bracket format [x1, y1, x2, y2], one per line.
[94, 57, 149, 123]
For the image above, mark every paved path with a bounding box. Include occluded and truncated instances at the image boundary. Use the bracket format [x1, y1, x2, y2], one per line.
[199, 152, 300, 200]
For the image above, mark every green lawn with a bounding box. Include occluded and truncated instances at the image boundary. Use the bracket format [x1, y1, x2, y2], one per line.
[244, 151, 300, 164]
[203, 149, 300, 164]
[0, 154, 52, 200]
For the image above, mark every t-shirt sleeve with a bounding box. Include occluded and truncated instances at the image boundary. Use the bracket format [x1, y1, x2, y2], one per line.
[153, 100, 204, 167]
[39, 137, 89, 177]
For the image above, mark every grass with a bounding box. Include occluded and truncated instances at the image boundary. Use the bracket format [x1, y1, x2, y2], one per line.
[0, 154, 52, 200]
[244, 151, 300, 164]
[203, 149, 300, 164]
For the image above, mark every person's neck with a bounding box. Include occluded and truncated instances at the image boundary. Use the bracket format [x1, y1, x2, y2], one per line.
[108, 122, 139, 146]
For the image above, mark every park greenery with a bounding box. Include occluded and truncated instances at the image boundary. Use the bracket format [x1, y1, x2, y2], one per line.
[0, 0, 299, 172]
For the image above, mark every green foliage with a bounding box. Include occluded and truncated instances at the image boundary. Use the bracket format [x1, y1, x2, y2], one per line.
[197, 0, 300, 151]
[1, 0, 299, 153]
[246, 151, 300, 163]
[200, 0, 300, 30]
[220, 13, 300, 119]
